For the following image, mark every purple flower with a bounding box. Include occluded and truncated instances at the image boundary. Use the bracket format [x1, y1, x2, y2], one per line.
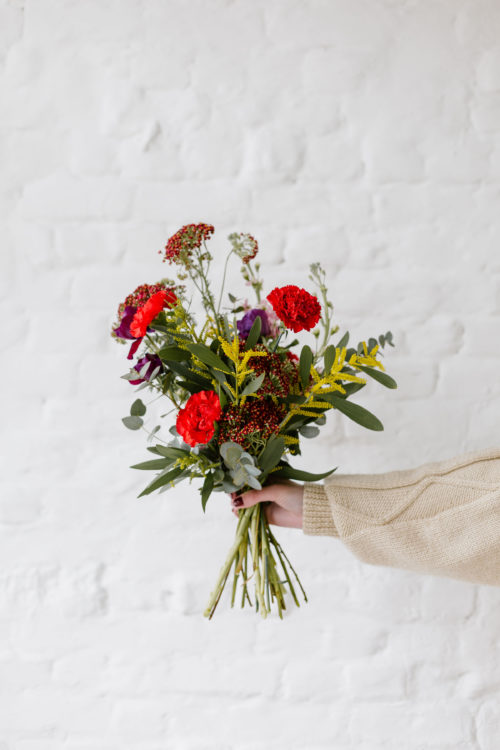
[113, 305, 137, 339]
[129, 354, 163, 385]
[237, 309, 270, 339]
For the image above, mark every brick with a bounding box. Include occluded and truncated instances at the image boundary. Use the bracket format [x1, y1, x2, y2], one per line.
[20, 174, 133, 221]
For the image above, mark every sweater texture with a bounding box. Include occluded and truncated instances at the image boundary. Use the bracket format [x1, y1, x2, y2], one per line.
[302, 447, 500, 585]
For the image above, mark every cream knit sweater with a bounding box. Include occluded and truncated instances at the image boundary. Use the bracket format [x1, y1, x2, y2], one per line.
[302, 447, 500, 585]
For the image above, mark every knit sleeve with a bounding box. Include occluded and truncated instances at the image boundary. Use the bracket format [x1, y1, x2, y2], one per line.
[302, 447, 500, 586]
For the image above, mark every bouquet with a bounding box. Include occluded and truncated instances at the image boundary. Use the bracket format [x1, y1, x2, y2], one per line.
[111, 223, 396, 618]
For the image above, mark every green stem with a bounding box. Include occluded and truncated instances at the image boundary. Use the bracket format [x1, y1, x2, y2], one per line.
[203, 507, 254, 618]
[217, 248, 234, 315]
[251, 504, 267, 617]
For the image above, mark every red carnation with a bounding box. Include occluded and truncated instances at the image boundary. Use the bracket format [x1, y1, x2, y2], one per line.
[266, 285, 321, 333]
[130, 290, 177, 338]
[176, 390, 221, 447]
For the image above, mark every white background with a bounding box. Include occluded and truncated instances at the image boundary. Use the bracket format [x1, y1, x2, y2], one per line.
[2, 0, 500, 748]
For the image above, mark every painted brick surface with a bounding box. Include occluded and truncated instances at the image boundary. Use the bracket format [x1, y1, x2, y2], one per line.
[2, 0, 500, 747]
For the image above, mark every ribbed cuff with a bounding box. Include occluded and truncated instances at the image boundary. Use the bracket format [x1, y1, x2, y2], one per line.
[302, 482, 338, 537]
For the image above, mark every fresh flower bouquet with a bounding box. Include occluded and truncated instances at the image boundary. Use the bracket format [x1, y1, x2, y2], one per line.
[112, 224, 396, 618]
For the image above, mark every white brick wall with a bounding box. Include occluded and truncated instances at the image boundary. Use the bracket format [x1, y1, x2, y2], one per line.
[2, 0, 500, 747]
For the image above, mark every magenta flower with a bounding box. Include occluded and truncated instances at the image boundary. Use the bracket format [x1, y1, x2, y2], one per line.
[113, 305, 137, 339]
[129, 354, 163, 385]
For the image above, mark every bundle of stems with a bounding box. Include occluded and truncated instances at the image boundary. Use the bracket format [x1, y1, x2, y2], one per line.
[204, 503, 307, 619]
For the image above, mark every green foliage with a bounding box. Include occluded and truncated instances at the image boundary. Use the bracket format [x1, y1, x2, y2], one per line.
[258, 435, 285, 475]
[241, 372, 265, 396]
[299, 424, 320, 438]
[130, 399, 146, 417]
[323, 344, 336, 374]
[325, 394, 384, 431]
[138, 466, 186, 497]
[379, 331, 395, 348]
[299, 345, 313, 389]
[337, 331, 350, 348]
[130, 458, 171, 471]
[272, 464, 337, 481]
[122, 415, 143, 430]
[187, 343, 232, 374]
[244, 314, 262, 350]
[155, 445, 190, 460]
[356, 365, 397, 389]
[157, 346, 190, 361]
[200, 472, 214, 512]
[220, 441, 262, 490]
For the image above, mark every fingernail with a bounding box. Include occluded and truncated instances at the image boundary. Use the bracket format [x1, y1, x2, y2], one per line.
[233, 497, 243, 507]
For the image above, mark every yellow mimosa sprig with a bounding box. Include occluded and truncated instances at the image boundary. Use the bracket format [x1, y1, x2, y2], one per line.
[217, 335, 268, 401]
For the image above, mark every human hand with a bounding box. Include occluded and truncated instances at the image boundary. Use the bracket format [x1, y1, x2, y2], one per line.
[229, 481, 304, 529]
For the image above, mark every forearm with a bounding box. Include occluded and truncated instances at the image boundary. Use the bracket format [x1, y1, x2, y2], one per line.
[302, 447, 500, 586]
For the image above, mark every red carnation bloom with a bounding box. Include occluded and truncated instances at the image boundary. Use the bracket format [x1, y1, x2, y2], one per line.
[130, 290, 177, 338]
[266, 285, 321, 333]
[176, 390, 221, 447]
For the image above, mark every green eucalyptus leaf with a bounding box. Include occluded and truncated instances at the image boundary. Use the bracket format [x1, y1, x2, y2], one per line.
[122, 415, 143, 430]
[246, 475, 262, 490]
[130, 399, 146, 417]
[147, 425, 161, 443]
[299, 424, 320, 438]
[220, 441, 243, 468]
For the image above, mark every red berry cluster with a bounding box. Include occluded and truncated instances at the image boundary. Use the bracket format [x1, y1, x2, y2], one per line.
[162, 223, 215, 263]
[118, 281, 173, 318]
[247, 350, 300, 398]
[217, 400, 286, 450]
